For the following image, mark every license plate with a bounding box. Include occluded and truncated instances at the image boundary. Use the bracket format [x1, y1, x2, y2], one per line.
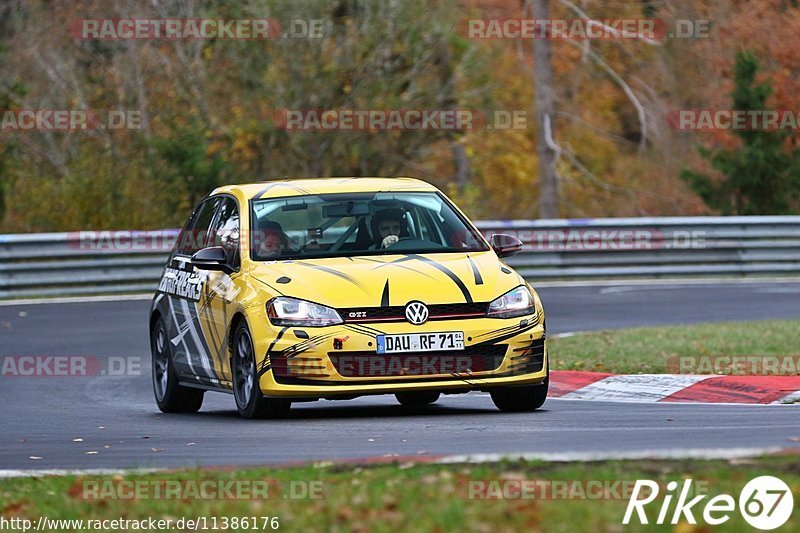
[376, 332, 464, 354]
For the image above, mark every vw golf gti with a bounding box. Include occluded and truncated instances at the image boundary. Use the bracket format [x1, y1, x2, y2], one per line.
[149, 177, 548, 418]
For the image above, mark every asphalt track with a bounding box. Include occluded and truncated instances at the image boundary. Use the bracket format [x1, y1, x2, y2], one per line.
[1, 281, 799, 470]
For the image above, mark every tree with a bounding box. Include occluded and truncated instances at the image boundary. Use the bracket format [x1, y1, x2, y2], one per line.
[681, 50, 800, 215]
[531, 0, 559, 219]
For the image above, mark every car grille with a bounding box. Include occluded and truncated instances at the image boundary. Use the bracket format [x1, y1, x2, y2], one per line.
[327, 345, 507, 377]
[339, 302, 490, 323]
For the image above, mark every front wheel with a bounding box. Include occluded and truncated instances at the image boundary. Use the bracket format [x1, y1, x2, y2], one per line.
[490, 376, 548, 412]
[151, 317, 204, 413]
[232, 321, 291, 419]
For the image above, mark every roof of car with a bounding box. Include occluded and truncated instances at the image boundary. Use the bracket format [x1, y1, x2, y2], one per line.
[213, 177, 438, 200]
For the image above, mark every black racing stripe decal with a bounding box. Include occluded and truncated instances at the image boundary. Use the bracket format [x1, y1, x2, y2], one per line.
[288, 261, 373, 296]
[371, 256, 417, 268]
[473, 323, 521, 340]
[344, 323, 384, 338]
[255, 182, 282, 199]
[266, 327, 289, 355]
[284, 332, 338, 358]
[370, 258, 438, 280]
[472, 313, 540, 341]
[256, 181, 313, 199]
[258, 326, 289, 377]
[381, 280, 390, 307]
[472, 322, 538, 347]
[407, 254, 473, 303]
[467, 255, 483, 285]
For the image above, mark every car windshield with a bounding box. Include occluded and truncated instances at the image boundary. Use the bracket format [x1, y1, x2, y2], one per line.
[250, 191, 489, 260]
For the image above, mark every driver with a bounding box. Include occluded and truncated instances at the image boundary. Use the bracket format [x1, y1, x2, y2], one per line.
[370, 208, 407, 249]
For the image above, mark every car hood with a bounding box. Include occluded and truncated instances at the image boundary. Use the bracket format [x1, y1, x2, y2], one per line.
[249, 252, 522, 307]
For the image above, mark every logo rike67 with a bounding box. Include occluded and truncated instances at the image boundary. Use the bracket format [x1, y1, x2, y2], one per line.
[624, 476, 793, 530]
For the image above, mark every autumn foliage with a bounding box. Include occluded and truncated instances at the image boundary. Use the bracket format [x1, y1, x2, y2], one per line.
[0, 0, 798, 232]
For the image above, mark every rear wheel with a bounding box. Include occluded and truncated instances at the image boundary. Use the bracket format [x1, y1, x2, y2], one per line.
[490, 375, 548, 412]
[232, 321, 291, 419]
[395, 391, 440, 406]
[151, 317, 204, 413]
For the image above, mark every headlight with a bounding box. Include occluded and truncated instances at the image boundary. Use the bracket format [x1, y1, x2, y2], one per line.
[267, 297, 343, 327]
[487, 286, 537, 318]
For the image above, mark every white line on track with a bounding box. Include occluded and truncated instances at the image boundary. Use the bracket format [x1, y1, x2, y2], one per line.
[0, 294, 152, 307]
[1, 448, 791, 478]
[532, 277, 800, 288]
[0, 468, 162, 479]
[435, 447, 789, 463]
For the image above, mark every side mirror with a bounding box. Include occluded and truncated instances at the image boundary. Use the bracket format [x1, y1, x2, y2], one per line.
[191, 246, 234, 274]
[490, 234, 523, 258]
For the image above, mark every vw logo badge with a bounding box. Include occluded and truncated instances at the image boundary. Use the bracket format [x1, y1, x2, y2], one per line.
[405, 301, 429, 325]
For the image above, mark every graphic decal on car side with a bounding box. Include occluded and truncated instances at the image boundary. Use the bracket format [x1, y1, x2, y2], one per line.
[195, 277, 233, 383]
[157, 266, 204, 301]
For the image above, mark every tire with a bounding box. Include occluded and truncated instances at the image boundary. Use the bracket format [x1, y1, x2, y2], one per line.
[490, 375, 548, 413]
[395, 391, 440, 406]
[151, 316, 204, 413]
[232, 321, 291, 419]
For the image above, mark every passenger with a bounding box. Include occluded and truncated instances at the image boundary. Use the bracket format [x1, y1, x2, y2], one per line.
[256, 221, 289, 258]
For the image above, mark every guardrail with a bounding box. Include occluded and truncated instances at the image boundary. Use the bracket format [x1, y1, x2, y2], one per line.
[1, 217, 799, 298]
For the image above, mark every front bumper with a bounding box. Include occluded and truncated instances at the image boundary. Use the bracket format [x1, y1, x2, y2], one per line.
[249, 309, 548, 398]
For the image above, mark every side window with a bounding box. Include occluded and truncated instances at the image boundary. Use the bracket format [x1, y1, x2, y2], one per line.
[209, 197, 240, 269]
[176, 198, 220, 256]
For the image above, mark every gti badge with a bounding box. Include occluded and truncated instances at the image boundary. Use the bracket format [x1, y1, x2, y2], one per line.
[405, 301, 429, 325]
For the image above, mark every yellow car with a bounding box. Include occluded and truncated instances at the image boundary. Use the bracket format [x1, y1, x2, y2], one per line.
[149, 177, 547, 418]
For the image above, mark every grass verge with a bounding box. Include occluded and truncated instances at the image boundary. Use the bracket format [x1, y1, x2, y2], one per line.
[1, 456, 799, 532]
[549, 319, 800, 374]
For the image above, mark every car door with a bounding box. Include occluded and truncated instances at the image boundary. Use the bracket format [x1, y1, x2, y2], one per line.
[160, 196, 219, 383]
[195, 195, 242, 387]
